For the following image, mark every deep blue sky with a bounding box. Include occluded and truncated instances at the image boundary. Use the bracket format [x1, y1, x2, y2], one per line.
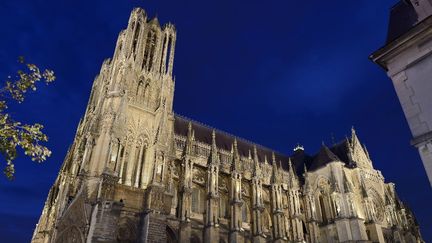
[0, 0, 431, 242]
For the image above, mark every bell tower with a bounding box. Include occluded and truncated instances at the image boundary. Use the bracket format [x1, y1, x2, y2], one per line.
[32, 8, 178, 243]
[111, 8, 176, 112]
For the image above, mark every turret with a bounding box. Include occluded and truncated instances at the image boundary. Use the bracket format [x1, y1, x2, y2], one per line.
[179, 122, 194, 224]
[253, 145, 261, 177]
[231, 139, 241, 172]
[183, 122, 194, 158]
[287, 158, 298, 188]
[271, 152, 280, 184]
[251, 146, 265, 242]
[207, 130, 219, 197]
[229, 139, 243, 242]
[204, 130, 220, 242]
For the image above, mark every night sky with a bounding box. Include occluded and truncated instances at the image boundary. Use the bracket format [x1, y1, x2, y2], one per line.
[0, 0, 431, 242]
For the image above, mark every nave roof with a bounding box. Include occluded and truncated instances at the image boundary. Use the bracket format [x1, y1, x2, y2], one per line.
[174, 114, 362, 178]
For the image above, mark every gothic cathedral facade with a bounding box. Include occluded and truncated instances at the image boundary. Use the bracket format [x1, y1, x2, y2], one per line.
[32, 8, 423, 243]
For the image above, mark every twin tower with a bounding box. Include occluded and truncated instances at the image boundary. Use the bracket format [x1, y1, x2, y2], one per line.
[32, 8, 423, 243]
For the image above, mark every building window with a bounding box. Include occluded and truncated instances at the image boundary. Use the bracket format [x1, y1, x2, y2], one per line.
[132, 22, 141, 54]
[219, 196, 229, 218]
[242, 203, 249, 222]
[319, 195, 328, 224]
[192, 187, 199, 213]
[143, 30, 157, 71]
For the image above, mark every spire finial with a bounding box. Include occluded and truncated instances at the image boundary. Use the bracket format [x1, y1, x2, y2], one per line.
[211, 129, 217, 147]
[253, 145, 258, 161]
[184, 122, 194, 156]
[271, 152, 279, 183]
[288, 157, 294, 172]
[187, 122, 192, 136]
[231, 138, 240, 172]
[253, 145, 260, 176]
[233, 138, 239, 159]
[210, 129, 219, 165]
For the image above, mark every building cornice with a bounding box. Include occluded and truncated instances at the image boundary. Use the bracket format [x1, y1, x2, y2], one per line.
[370, 15, 432, 70]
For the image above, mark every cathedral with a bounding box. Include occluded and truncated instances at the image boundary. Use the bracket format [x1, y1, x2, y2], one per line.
[32, 8, 424, 243]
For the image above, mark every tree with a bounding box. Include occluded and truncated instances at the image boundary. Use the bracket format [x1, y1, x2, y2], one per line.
[1, 56, 55, 179]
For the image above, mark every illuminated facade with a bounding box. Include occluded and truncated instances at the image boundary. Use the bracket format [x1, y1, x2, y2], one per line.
[33, 8, 423, 243]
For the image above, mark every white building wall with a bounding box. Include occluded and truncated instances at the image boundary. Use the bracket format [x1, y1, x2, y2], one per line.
[384, 27, 432, 186]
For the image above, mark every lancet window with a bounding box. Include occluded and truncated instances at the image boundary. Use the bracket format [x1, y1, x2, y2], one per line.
[132, 22, 141, 55]
[143, 30, 157, 71]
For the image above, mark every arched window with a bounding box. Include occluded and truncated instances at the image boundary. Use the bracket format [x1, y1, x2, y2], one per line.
[140, 145, 147, 170]
[143, 30, 157, 71]
[319, 194, 328, 224]
[132, 22, 141, 55]
[171, 185, 178, 215]
[136, 80, 144, 103]
[199, 188, 206, 214]
[166, 226, 177, 243]
[161, 35, 172, 74]
[242, 202, 250, 223]
[262, 208, 271, 233]
[192, 187, 200, 213]
[121, 143, 132, 180]
[109, 138, 121, 170]
[144, 82, 151, 106]
[115, 145, 125, 174]
[219, 196, 229, 218]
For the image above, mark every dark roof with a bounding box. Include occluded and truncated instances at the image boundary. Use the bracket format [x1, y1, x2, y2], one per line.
[310, 145, 341, 171]
[174, 114, 355, 176]
[386, 1, 418, 44]
[330, 139, 351, 164]
[174, 115, 290, 167]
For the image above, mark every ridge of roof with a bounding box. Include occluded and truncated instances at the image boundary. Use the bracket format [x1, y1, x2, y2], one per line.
[174, 113, 287, 157]
[311, 145, 341, 167]
[173, 113, 359, 174]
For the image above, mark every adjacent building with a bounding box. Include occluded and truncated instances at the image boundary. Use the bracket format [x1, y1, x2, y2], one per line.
[371, 0, 432, 186]
[32, 8, 423, 243]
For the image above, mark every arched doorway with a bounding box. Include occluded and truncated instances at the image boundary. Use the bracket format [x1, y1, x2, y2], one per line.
[190, 234, 201, 243]
[166, 226, 177, 243]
